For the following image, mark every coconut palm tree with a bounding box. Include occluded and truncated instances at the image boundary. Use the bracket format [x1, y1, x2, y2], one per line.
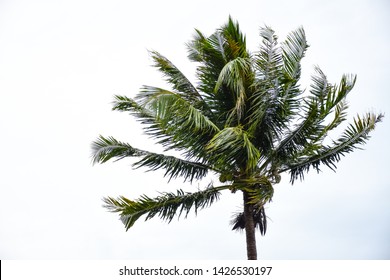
[91, 17, 383, 260]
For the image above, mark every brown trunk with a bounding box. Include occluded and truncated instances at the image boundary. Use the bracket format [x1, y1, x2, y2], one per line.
[243, 191, 257, 260]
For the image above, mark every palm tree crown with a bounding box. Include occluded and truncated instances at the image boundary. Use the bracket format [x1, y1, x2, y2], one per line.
[92, 17, 383, 259]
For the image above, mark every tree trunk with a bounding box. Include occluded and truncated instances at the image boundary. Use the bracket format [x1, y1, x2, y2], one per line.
[243, 191, 257, 260]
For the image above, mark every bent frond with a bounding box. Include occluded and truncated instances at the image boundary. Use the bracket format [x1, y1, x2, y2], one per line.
[215, 57, 253, 121]
[284, 112, 384, 182]
[91, 135, 212, 182]
[103, 185, 229, 230]
[231, 206, 267, 235]
[207, 126, 260, 172]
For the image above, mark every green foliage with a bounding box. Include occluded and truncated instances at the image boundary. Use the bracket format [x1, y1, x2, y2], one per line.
[206, 126, 260, 172]
[103, 186, 227, 230]
[92, 17, 383, 234]
[91, 135, 144, 164]
[285, 112, 383, 182]
[92, 135, 211, 183]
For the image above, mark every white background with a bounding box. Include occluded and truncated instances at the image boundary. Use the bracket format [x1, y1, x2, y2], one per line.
[0, 0, 389, 259]
[2, 260, 390, 279]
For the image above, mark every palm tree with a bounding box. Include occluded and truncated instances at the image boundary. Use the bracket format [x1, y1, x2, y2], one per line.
[91, 17, 383, 260]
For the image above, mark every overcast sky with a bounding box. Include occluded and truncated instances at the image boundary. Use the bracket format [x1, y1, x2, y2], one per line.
[1, 0, 389, 260]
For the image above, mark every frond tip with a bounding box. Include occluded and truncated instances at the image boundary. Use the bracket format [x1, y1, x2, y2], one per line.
[91, 135, 144, 164]
[103, 186, 227, 231]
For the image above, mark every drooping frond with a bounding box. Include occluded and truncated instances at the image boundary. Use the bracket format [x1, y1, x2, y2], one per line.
[285, 112, 384, 182]
[231, 206, 267, 235]
[103, 186, 229, 230]
[245, 179, 274, 208]
[91, 135, 212, 182]
[215, 57, 253, 122]
[206, 126, 260, 172]
[215, 57, 252, 95]
[229, 175, 274, 209]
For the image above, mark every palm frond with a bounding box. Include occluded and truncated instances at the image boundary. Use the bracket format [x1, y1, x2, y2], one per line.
[276, 68, 330, 148]
[133, 153, 211, 182]
[246, 181, 274, 208]
[309, 67, 355, 117]
[215, 57, 251, 94]
[103, 185, 229, 230]
[91, 135, 145, 164]
[281, 26, 308, 81]
[108, 91, 220, 167]
[220, 16, 248, 59]
[256, 25, 282, 79]
[135, 86, 220, 160]
[246, 26, 286, 153]
[111, 94, 184, 151]
[149, 50, 208, 109]
[270, 67, 356, 168]
[112, 95, 142, 112]
[186, 29, 227, 98]
[285, 112, 384, 182]
[186, 17, 249, 127]
[91, 135, 212, 182]
[111, 95, 160, 131]
[276, 26, 308, 123]
[187, 29, 226, 64]
[232, 176, 274, 208]
[187, 16, 247, 64]
[247, 86, 286, 155]
[215, 57, 252, 121]
[271, 103, 321, 164]
[308, 66, 332, 102]
[314, 99, 349, 142]
[137, 86, 219, 131]
[206, 126, 260, 172]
